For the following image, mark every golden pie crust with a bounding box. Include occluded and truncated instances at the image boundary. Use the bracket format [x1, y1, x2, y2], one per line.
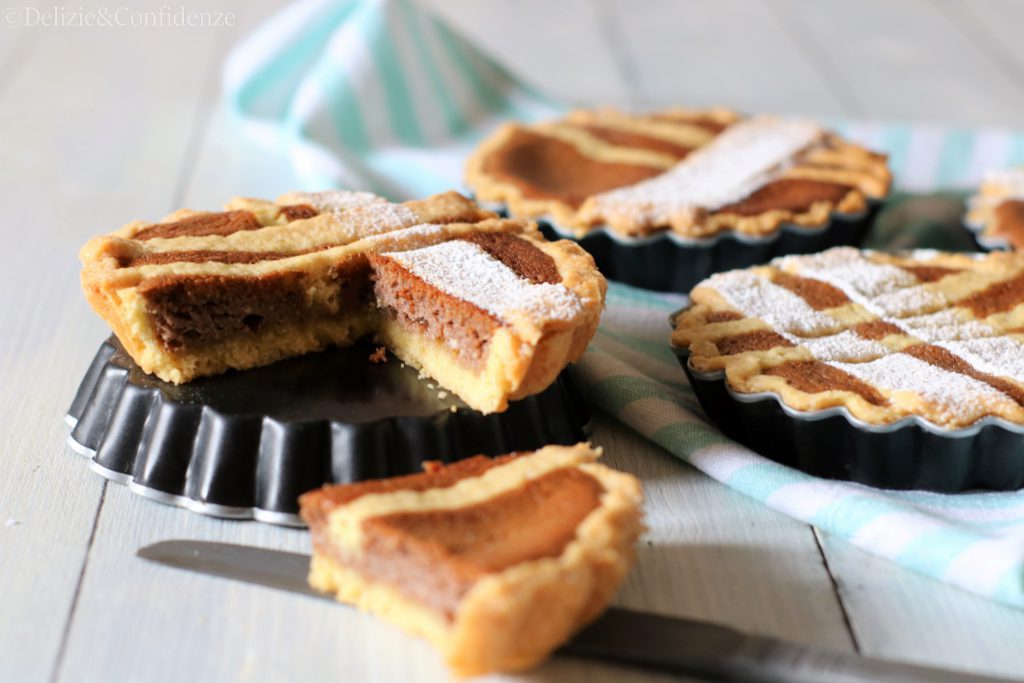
[673, 247, 1024, 429]
[466, 109, 890, 239]
[79, 191, 606, 413]
[965, 168, 1024, 249]
[299, 443, 644, 677]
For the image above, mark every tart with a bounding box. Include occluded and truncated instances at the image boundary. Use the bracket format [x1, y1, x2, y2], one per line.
[965, 168, 1024, 250]
[79, 191, 606, 413]
[299, 442, 644, 677]
[466, 107, 741, 230]
[671, 247, 1024, 490]
[467, 111, 891, 292]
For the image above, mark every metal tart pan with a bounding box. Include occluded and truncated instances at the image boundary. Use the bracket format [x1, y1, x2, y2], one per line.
[669, 315, 1024, 492]
[66, 338, 591, 525]
[528, 201, 881, 293]
[964, 218, 1014, 252]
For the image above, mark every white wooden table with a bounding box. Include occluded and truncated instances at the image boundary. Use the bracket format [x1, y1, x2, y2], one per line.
[3, 1, 1024, 681]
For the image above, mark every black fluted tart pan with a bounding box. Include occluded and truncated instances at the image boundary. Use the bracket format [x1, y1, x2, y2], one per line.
[533, 202, 880, 293]
[66, 337, 591, 526]
[669, 340, 1024, 493]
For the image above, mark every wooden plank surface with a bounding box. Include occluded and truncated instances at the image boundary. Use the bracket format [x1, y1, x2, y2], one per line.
[3, 1, 1024, 682]
[817, 531, 1024, 678]
[771, 0, 1024, 126]
[601, 0, 850, 116]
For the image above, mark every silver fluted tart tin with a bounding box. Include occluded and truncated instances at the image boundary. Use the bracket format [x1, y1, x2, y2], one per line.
[66, 338, 591, 525]
[478, 199, 881, 293]
[669, 319, 1024, 493]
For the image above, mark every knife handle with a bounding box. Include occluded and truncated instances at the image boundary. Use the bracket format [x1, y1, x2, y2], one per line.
[730, 638, 1017, 683]
[565, 608, 1018, 683]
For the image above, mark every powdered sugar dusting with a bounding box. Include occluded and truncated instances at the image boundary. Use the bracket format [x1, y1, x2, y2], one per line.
[790, 330, 886, 362]
[586, 116, 823, 222]
[291, 190, 386, 214]
[900, 309, 996, 341]
[834, 354, 1017, 424]
[313, 202, 422, 243]
[382, 241, 583, 325]
[942, 338, 1024, 383]
[783, 247, 944, 318]
[706, 270, 836, 336]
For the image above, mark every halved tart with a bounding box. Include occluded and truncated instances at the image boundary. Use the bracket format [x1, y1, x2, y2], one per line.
[79, 191, 606, 413]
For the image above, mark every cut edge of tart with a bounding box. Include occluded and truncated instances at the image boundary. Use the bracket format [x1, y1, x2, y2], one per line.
[79, 191, 606, 413]
[672, 247, 1024, 430]
[965, 167, 1024, 250]
[298, 442, 644, 677]
[466, 110, 891, 240]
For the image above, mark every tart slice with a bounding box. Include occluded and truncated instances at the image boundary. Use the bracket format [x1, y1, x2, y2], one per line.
[79, 191, 606, 413]
[299, 442, 644, 677]
[965, 168, 1024, 249]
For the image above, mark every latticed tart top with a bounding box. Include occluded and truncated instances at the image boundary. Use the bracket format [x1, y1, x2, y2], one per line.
[966, 168, 1024, 249]
[466, 110, 891, 239]
[673, 247, 1024, 429]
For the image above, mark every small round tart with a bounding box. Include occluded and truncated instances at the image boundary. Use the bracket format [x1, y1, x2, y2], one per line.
[671, 247, 1024, 491]
[466, 110, 891, 292]
[965, 168, 1024, 250]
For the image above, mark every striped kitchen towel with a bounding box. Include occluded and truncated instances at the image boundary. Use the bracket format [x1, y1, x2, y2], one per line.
[224, 0, 1024, 608]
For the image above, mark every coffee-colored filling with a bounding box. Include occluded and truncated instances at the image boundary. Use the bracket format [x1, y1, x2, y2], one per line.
[993, 200, 1024, 248]
[960, 272, 1024, 318]
[902, 344, 1024, 407]
[852, 320, 904, 340]
[704, 310, 743, 323]
[459, 232, 560, 284]
[139, 230, 559, 360]
[140, 259, 371, 351]
[300, 454, 517, 529]
[484, 128, 665, 208]
[133, 210, 263, 241]
[350, 467, 605, 619]
[715, 179, 852, 217]
[765, 360, 887, 406]
[900, 265, 962, 283]
[125, 250, 292, 267]
[573, 124, 695, 159]
[370, 256, 501, 368]
[716, 330, 794, 355]
[280, 204, 319, 221]
[772, 271, 850, 310]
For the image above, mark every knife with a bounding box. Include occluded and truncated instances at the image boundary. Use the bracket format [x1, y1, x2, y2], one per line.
[138, 540, 1018, 683]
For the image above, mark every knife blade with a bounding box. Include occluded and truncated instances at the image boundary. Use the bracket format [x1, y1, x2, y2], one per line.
[138, 540, 1019, 683]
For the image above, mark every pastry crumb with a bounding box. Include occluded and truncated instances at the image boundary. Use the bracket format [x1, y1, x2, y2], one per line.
[437, 390, 448, 399]
[449, 405, 457, 413]
[368, 346, 387, 364]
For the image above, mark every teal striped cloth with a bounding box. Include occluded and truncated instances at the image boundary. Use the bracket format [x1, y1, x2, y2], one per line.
[224, 0, 1024, 608]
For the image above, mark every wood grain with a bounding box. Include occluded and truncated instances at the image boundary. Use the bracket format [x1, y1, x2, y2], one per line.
[3, 1, 1024, 682]
[771, 0, 1024, 126]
